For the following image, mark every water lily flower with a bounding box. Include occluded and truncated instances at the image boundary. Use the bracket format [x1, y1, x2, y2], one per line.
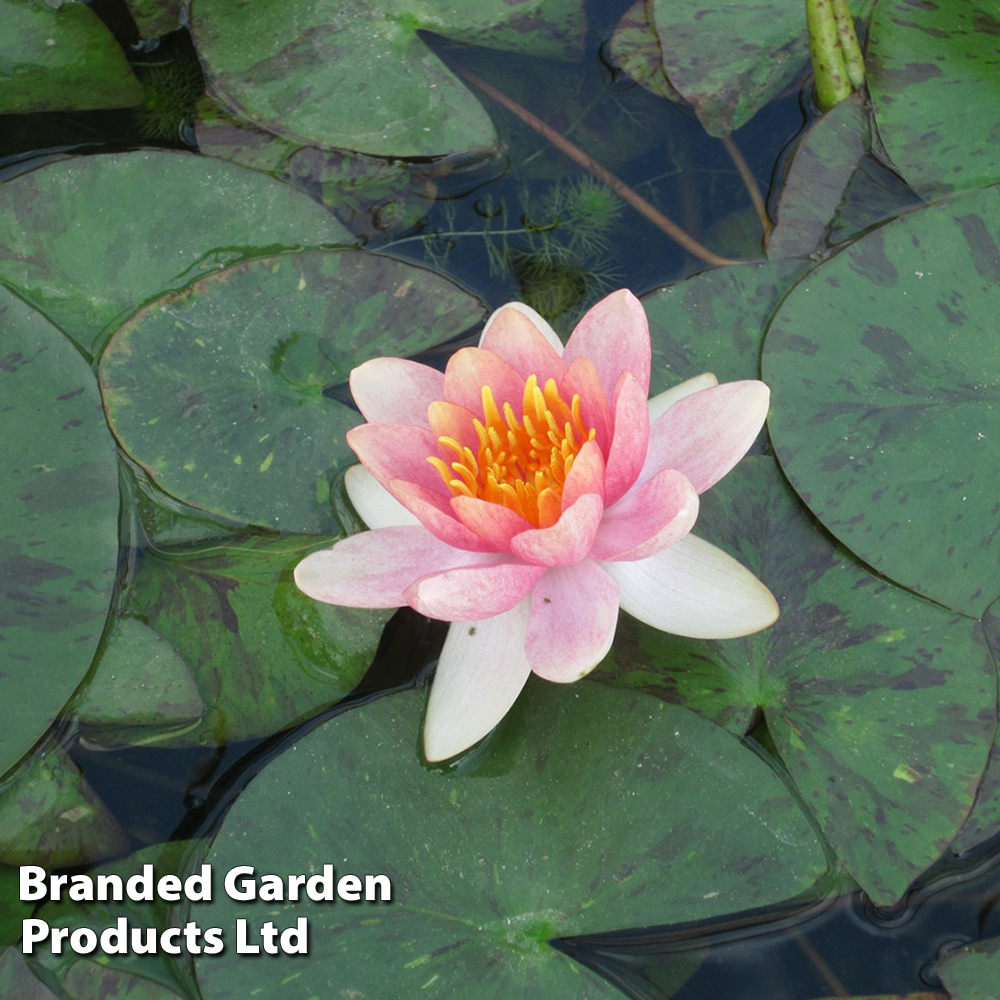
[295, 290, 778, 761]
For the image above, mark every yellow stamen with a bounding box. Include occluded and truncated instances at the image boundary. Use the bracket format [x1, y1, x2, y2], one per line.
[427, 373, 596, 528]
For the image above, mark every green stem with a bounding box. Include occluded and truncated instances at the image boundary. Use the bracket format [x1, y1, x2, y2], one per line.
[806, 0, 852, 111]
[831, 0, 866, 90]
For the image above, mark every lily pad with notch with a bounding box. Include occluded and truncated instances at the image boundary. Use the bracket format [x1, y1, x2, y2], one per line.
[191, 682, 830, 999]
[763, 184, 1000, 618]
[0, 290, 119, 783]
[0, 151, 352, 357]
[191, 0, 586, 157]
[99, 249, 486, 533]
[595, 456, 996, 905]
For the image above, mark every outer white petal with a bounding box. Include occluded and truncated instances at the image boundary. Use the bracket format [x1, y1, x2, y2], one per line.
[423, 600, 532, 762]
[479, 301, 564, 354]
[344, 464, 419, 529]
[605, 534, 779, 639]
[647, 372, 719, 423]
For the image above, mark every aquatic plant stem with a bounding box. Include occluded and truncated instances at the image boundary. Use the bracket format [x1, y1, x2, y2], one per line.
[832, 0, 866, 89]
[454, 67, 740, 268]
[807, 0, 852, 110]
[719, 134, 772, 238]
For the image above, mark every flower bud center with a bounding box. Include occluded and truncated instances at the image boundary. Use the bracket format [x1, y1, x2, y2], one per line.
[428, 374, 595, 529]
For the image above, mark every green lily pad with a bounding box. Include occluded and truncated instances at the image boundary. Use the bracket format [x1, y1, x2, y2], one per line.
[0, 151, 352, 357]
[193, 97, 434, 239]
[595, 456, 996, 905]
[937, 936, 1000, 1000]
[0, 289, 119, 782]
[868, 0, 1000, 200]
[116, 535, 391, 746]
[951, 603, 1000, 855]
[643, 258, 810, 390]
[0, 743, 128, 867]
[71, 619, 204, 746]
[768, 94, 868, 259]
[193, 684, 829, 1000]
[191, 0, 586, 157]
[609, 0, 842, 136]
[0, 950, 61, 1000]
[0, 867, 31, 948]
[763, 184, 1000, 617]
[129, 0, 183, 38]
[100, 249, 485, 532]
[0, 0, 143, 114]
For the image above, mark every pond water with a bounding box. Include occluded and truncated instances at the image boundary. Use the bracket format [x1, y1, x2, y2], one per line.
[3, 0, 1000, 998]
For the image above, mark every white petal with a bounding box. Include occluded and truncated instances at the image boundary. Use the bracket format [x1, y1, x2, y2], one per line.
[647, 372, 719, 424]
[344, 464, 419, 529]
[479, 301, 564, 354]
[605, 534, 779, 639]
[423, 600, 532, 762]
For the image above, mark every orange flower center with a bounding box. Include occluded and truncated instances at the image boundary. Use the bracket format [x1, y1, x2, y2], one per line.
[428, 374, 596, 529]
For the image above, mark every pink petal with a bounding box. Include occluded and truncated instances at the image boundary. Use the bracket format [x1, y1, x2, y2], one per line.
[563, 289, 651, 400]
[509, 493, 603, 566]
[479, 303, 567, 383]
[344, 465, 419, 529]
[606, 533, 779, 638]
[349, 358, 443, 427]
[561, 356, 612, 452]
[443, 347, 527, 417]
[561, 439, 605, 509]
[647, 372, 719, 423]
[591, 469, 699, 562]
[405, 560, 546, 621]
[348, 423, 447, 496]
[451, 495, 533, 548]
[525, 560, 619, 682]
[427, 400, 481, 455]
[294, 526, 501, 609]
[389, 480, 496, 552]
[603, 372, 650, 506]
[480, 302, 564, 354]
[423, 603, 532, 762]
[639, 381, 770, 495]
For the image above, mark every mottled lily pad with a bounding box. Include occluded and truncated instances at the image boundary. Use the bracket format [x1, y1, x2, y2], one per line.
[643, 258, 809, 391]
[191, 0, 586, 157]
[129, 0, 184, 38]
[937, 936, 1000, 1000]
[0, 950, 61, 1000]
[71, 619, 204, 747]
[0, 743, 127, 867]
[0, 868, 30, 948]
[0, 0, 143, 114]
[100, 249, 485, 532]
[192, 683, 828, 999]
[596, 456, 996, 905]
[116, 535, 391, 746]
[0, 290, 119, 782]
[868, 0, 1000, 199]
[763, 184, 1000, 617]
[609, 0, 816, 135]
[0, 151, 352, 356]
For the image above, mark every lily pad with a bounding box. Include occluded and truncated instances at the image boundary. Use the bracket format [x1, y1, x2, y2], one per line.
[0, 151, 352, 357]
[937, 936, 1000, 1000]
[609, 0, 825, 136]
[868, 0, 1000, 200]
[0, 289, 119, 782]
[193, 683, 829, 1000]
[0, 867, 31, 948]
[116, 535, 391, 745]
[100, 249, 485, 532]
[0, 743, 128, 867]
[71, 619, 204, 746]
[0, 0, 143, 114]
[193, 97, 434, 239]
[595, 456, 996, 905]
[129, 0, 184, 38]
[191, 0, 586, 157]
[0, 950, 61, 1000]
[643, 257, 810, 390]
[763, 184, 1000, 617]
